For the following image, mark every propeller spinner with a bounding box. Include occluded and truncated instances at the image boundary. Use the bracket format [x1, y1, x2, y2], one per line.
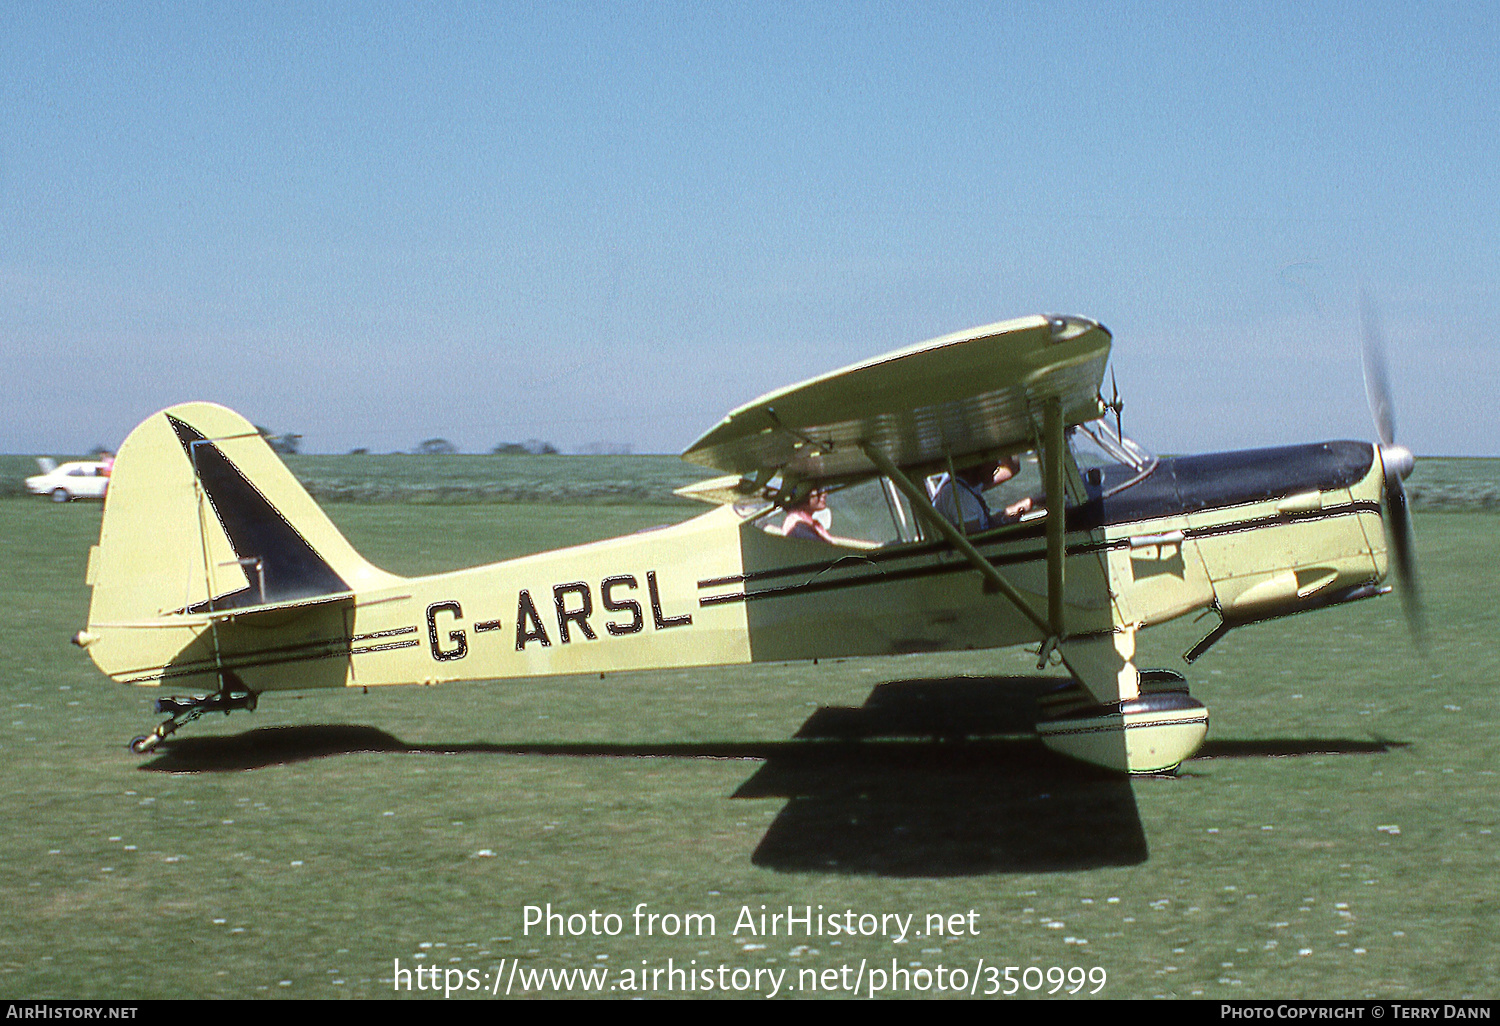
[1360, 295, 1424, 643]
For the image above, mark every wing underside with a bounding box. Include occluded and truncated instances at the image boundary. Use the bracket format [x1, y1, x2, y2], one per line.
[682, 314, 1111, 484]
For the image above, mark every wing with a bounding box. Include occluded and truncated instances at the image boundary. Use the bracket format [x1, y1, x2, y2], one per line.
[682, 314, 1111, 483]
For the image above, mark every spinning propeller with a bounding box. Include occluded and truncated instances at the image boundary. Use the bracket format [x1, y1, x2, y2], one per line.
[1360, 295, 1425, 644]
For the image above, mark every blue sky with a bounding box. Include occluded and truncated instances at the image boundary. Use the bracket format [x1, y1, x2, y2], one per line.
[2, 2, 1495, 456]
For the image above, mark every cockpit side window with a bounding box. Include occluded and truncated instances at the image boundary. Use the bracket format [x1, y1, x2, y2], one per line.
[753, 477, 917, 548]
[828, 478, 917, 545]
[923, 451, 1046, 536]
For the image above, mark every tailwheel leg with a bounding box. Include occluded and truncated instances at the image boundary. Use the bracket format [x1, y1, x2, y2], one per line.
[127, 681, 258, 754]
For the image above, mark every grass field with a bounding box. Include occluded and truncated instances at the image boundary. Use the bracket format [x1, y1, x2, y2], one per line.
[1, 457, 1497, 1000]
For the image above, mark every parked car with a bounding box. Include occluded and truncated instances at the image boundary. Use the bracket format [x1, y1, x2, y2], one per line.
[26, 458, 111, 502]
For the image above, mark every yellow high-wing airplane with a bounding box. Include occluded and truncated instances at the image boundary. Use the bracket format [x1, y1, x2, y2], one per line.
[75, 314, 1416, 773]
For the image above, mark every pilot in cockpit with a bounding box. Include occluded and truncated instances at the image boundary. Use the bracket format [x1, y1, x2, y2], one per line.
[932, 456, 1035, 533]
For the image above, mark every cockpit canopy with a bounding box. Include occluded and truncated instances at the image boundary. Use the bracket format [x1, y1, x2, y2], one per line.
[736, 418, 1159, 549]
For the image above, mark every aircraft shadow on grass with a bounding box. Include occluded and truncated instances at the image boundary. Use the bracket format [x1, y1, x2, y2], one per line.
[735, 678, 1408, 876]
[136, 674, 1409, 877]
[734, 676, 1147, 876]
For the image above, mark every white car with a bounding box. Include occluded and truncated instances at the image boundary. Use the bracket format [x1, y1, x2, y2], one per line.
[26, 458, 111, 502]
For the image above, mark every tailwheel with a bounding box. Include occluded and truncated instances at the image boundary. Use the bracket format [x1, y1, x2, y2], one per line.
[129, 714, 186, 753]
[127, 681, 258, 754]
[1036, 676, 1208, 774]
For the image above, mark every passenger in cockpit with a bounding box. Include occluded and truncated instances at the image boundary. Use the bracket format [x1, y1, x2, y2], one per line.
[781, 488, 836, 542]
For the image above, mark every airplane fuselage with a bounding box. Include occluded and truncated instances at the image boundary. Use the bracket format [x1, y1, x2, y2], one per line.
[98, 439, 1388, 699]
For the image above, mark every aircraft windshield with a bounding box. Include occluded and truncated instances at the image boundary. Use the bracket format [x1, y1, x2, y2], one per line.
[1071, 419, 1158, 496]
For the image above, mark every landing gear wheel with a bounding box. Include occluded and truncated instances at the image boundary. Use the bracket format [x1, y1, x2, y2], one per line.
[1037, 690, 1209, 773]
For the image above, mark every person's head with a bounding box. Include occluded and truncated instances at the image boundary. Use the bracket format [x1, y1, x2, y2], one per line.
[957, 464, 988, 487]
[790, 487, 827, 511]
[954, 459, 1002, 486]
[960, 457, 1019, 489]
[994, 454, 1021, 484]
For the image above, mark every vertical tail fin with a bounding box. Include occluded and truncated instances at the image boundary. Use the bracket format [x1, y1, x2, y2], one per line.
[82, 403, 399, 683]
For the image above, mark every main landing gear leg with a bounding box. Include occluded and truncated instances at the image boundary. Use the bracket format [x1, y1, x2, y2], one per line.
[1036, 630, 1210, 774]
[129, 676, 258, 754]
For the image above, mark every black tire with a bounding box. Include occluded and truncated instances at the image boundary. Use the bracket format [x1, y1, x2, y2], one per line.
[50, 488, 70, 503]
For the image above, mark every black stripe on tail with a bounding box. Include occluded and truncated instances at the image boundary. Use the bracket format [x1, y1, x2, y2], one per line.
[168, 415, 348, 610]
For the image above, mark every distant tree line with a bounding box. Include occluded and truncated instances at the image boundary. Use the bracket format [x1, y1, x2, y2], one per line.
[412, 439, 561, 455]
[491, 439, 560, 455]
[254, 430, 622, 456]
[347, 438, 563, 455]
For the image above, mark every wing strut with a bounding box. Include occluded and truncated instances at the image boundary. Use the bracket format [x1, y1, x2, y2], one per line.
[1042, 396, 1067, 639]
[858, 441, 1055, 644]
